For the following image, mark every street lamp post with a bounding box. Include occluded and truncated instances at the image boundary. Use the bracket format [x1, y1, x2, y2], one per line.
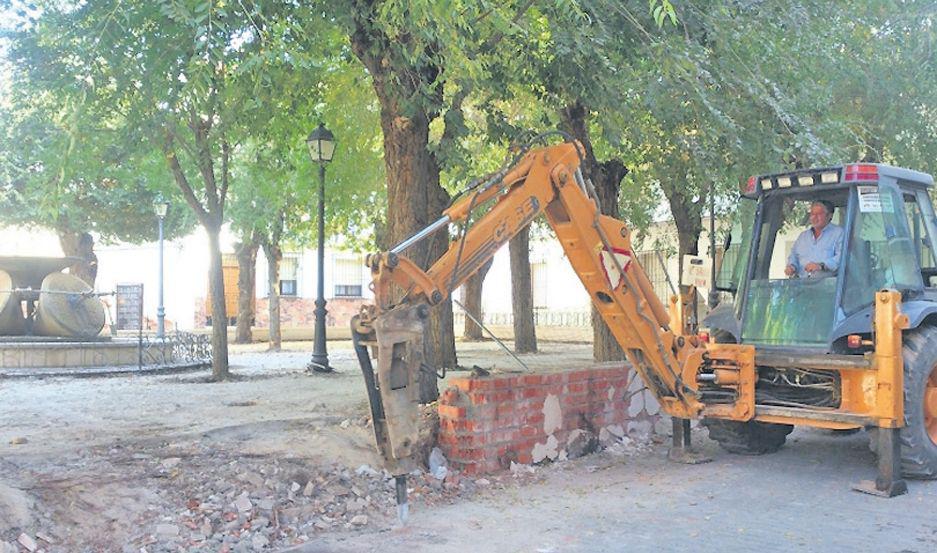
[155, 197, 170, 339]
[306, 123, 336, 373]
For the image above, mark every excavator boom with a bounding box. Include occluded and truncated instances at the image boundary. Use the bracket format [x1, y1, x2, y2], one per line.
[351, 140, 757, 495]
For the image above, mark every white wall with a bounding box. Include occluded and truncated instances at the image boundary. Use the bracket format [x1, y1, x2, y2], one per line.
[2, 215, 805, 332]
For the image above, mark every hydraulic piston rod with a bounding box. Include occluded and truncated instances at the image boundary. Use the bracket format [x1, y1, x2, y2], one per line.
[390, 216, 451, 255]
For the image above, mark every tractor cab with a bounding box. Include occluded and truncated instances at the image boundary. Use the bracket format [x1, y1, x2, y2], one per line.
[709, 164, 937, 352]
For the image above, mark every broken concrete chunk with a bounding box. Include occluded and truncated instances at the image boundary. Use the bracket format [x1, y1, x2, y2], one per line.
[155, 524, 179, 539]
[643, 390, 661, 416]
[314, 519, 330, 530]
[161, 457, 181, 469]
[350, 515, 368, 526]
[303, 481, 315, 497]
[628, 419, 653, 437]
[565, 429, 598, 459]
[628, 393, 644, 417]
[251, 533, 269, 549]
[605, 424, 626, 439]
[16, 534, 37, 552]
[234, 495, 253, 513]
[531, 434, 560, 463]
[355, 464, 380, 478]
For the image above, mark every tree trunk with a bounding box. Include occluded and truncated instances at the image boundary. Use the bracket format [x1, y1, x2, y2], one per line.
[234, 234, 259, 344]
[560, 101, 629, 362]
[262, 241, 282, 352]
[661, 181, 704, 274]
[361, 78, 451, 401]
[509, 224, 537, 354]
[349, 13, 458, 403]
[57, 230, 97, 287]
[462, 258, 493, 340]
[206, 224, 230, 380]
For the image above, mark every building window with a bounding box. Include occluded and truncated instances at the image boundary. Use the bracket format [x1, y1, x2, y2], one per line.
[279, 254, 300, 296]
[531, 261, 548, 309]
[334, 257, 364, 297]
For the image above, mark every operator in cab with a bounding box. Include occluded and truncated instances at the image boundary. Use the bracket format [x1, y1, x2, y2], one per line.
[784, 200, 844, 279]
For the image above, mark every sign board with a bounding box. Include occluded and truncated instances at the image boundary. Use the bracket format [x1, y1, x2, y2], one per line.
[115, 283, 144, 331]
[681, 255, 712, 291]
[599, 247, 632, 290]
[858, 185, 894, 213]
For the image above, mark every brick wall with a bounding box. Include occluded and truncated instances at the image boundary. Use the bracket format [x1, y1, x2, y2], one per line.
[194, 296, 365, 328]
[438, 365, 660, 475]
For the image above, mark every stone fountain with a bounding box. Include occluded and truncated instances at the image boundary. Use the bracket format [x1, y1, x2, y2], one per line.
[0, 256, 208, 376]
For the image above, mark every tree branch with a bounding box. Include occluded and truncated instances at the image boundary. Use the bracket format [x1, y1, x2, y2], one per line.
[163, 130, 210, 225]
[219, 137, 230, 213]
[440, 0, 536, 145]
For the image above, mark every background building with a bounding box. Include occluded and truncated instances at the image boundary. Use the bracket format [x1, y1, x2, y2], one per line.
[0, 217, 806, 334]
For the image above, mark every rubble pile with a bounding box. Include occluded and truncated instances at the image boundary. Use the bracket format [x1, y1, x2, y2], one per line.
[1, 419, 660, 552]
[0, 440, 474, 552]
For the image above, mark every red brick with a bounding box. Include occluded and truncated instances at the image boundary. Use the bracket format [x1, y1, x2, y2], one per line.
[493, 376, 518, 389]
[542, 384, 564, 396]
[519, 424, 540, 438]
[490, 429, 514, 444]
[438, 404, 466, 419]
[485, 390, 514, 403]
[562, 393, 589, 408]
[569, 371, 594, 383]
[447, 447, 486, 461]
[452, 378, 493, 393]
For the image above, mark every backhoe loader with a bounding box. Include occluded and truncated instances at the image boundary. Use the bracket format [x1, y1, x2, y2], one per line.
[351, 135, 937, 518]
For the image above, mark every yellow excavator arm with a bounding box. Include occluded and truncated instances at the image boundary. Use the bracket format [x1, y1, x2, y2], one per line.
[351, 138, 755, 518]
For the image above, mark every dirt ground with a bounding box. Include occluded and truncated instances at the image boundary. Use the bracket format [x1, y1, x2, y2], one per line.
[0, 338, 595, 552]
[3, 338, 937, 552]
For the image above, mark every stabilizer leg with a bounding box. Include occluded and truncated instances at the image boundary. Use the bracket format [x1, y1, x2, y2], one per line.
[667, 417, 711, 464]
[853, 427, 908, 497]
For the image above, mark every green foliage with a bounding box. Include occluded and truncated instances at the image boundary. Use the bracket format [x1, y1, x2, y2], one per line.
[3, 0, 936, 262]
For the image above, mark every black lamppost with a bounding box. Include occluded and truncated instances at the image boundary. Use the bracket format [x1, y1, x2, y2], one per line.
[155, 196, 170, 339]
[306, 123, 336, 373]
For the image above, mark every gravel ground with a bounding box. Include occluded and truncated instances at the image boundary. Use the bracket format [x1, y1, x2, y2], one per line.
[4, 339, 935, 552]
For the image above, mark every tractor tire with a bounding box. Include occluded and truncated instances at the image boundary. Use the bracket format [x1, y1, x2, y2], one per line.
[869, 326, 937, 479]
[702, 419, 794, 455]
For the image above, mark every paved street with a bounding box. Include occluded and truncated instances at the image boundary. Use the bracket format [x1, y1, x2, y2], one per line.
[298, 427, 937, 553]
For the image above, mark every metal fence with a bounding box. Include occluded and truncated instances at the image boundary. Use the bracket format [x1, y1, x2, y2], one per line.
[453, 309, 593, 328]
[139, 331, 212, 369]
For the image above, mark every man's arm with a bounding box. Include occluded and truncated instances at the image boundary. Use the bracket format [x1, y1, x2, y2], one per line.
[822, 227, 845, 272]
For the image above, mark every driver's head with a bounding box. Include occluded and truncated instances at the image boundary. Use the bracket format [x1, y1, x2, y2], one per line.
[809, 200, 834, 230]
